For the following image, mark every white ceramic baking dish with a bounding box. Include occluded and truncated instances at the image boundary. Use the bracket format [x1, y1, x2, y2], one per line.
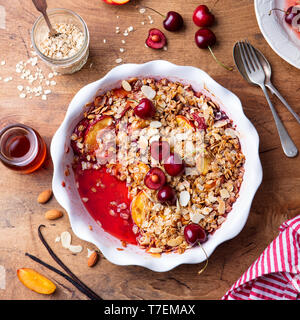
[51, 60, 262, 272]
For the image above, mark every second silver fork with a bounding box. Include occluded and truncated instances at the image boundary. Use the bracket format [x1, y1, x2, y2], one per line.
[237, 41, 298, 158]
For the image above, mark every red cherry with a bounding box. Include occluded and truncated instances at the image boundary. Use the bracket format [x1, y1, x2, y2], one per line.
[163, 11, 184, 31]
[134, 98, 156, 119]
[157, 185, 177, 205]
[143, 6, 184, 32]
[150, 140, 170, 162]
[145, 28, 167, 49]
[195, 28, 216, 49]
[164, 153, 185, 176]
[144, 167, 166, 190]
[184, 223, 207, 246]
[285, 6, 300, 25]
[193, 5, 215, 27]
[195, 28, 233, 71]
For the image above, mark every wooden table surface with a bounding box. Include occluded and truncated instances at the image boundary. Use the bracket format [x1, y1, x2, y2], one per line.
[0, 0, 299, 300]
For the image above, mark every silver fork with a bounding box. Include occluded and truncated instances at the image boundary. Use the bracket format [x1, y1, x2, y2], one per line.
[237, 41, 298, 158]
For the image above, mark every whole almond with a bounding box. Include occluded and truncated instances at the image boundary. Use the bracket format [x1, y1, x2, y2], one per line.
[37, 189, 53, 204]
[45, 209, 63, 220]
[87, 251, 98, 268]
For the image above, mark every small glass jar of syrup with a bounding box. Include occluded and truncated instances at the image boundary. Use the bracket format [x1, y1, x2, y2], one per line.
[0, 124, 47, 173]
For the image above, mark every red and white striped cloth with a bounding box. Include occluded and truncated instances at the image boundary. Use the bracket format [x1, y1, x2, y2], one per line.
[222, 215, 300, 300]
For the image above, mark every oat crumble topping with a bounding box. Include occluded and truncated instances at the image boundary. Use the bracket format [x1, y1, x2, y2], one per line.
[71, 78, 245, 255]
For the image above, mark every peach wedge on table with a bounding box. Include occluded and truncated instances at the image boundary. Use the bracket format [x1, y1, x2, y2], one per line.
[84, 116, 113, 152]
[17, 268, 56, 295]
[102, 0, 130, 4]
[176, 115, 195, 131]
[131, 190, 149, 227]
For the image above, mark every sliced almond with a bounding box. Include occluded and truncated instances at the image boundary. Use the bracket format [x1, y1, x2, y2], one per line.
[45, 209, 63, 220]
[37, 189, 52, 204]
[141, 85, 156, 99]
[87, 251, 99, 267]
[179, 191, 190, 207]
[61, 231, 71, 249]
[121, 80, 132, 92]
[214, 120, 228, 128]
[69, 245, 83, 254]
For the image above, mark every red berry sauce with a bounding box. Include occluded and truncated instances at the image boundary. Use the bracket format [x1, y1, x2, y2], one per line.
[74, 165, 137, 245]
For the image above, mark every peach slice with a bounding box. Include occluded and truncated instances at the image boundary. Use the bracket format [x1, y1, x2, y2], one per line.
[112, 88, 129, 99]
[84, 116, 113, 152]
[196, 153, 211, 175]
[129, 119, 150, 132]
[131, 190, 149, 227]
[176, 115, 195, 131]
[17, 268, 56, 295]
[138, 162, 149, 175]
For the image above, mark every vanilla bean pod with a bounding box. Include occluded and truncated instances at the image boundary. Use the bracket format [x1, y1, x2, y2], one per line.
[37, 224, 102, 300]
[25, 252, 100, 300]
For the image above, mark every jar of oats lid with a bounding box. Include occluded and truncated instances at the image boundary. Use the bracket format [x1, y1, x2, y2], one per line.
[31, 8, 89, 74]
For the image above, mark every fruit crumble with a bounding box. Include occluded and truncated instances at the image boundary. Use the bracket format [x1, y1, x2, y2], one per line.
[71, 78, 245, 255]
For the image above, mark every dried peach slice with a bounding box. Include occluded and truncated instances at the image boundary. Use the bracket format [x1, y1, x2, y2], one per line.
[130, 119, 150, 132]
[17, 268, 56, 294]
[131, 190, 149, 227]
[112, 88, 128, 98]
[196, 153, 211, 175]
[103, 0, 130, 4]
[176, 115, 195, 131]
[84, 116, 113, 152]
[138, 162, 149, 175]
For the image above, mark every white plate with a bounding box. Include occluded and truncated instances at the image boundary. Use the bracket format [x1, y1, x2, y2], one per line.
[51, 60, 262, 272]
[254, 0, 300, 69]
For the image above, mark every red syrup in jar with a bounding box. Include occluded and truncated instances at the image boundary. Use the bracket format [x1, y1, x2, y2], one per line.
[74, 165, 138, 245]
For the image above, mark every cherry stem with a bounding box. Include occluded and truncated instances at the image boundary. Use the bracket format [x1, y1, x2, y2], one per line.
[208, 46, 233, 71]
[141, 6, 166, 19]
[268, 8, 286, 16]
[197, 241, 209, 275]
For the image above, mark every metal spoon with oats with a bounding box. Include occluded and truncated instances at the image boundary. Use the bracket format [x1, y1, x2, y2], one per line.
[32, 0, 60, 37]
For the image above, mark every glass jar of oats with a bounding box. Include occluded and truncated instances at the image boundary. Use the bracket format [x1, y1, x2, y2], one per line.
[31, 8, 89, 74]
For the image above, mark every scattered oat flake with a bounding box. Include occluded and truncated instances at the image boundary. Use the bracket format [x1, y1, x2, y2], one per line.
[19, 93, 26, 99]
[3, 77, 12, 82]
[116, 58, 122, 64]
[41, 95, 47, 100]
[87, 248, 94, 258]
[55, 236, 61, 242]
[17, 85, 23, 91]
[1, 60, 5, 65]
[139, 8, 146, 14]
[120, 48, 125, 53]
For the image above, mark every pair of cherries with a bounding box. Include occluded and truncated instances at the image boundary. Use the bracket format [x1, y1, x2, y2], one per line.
[145, 6, 184, 49]
[193, 5, 233, 71]
[144, 141, 185, 205]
